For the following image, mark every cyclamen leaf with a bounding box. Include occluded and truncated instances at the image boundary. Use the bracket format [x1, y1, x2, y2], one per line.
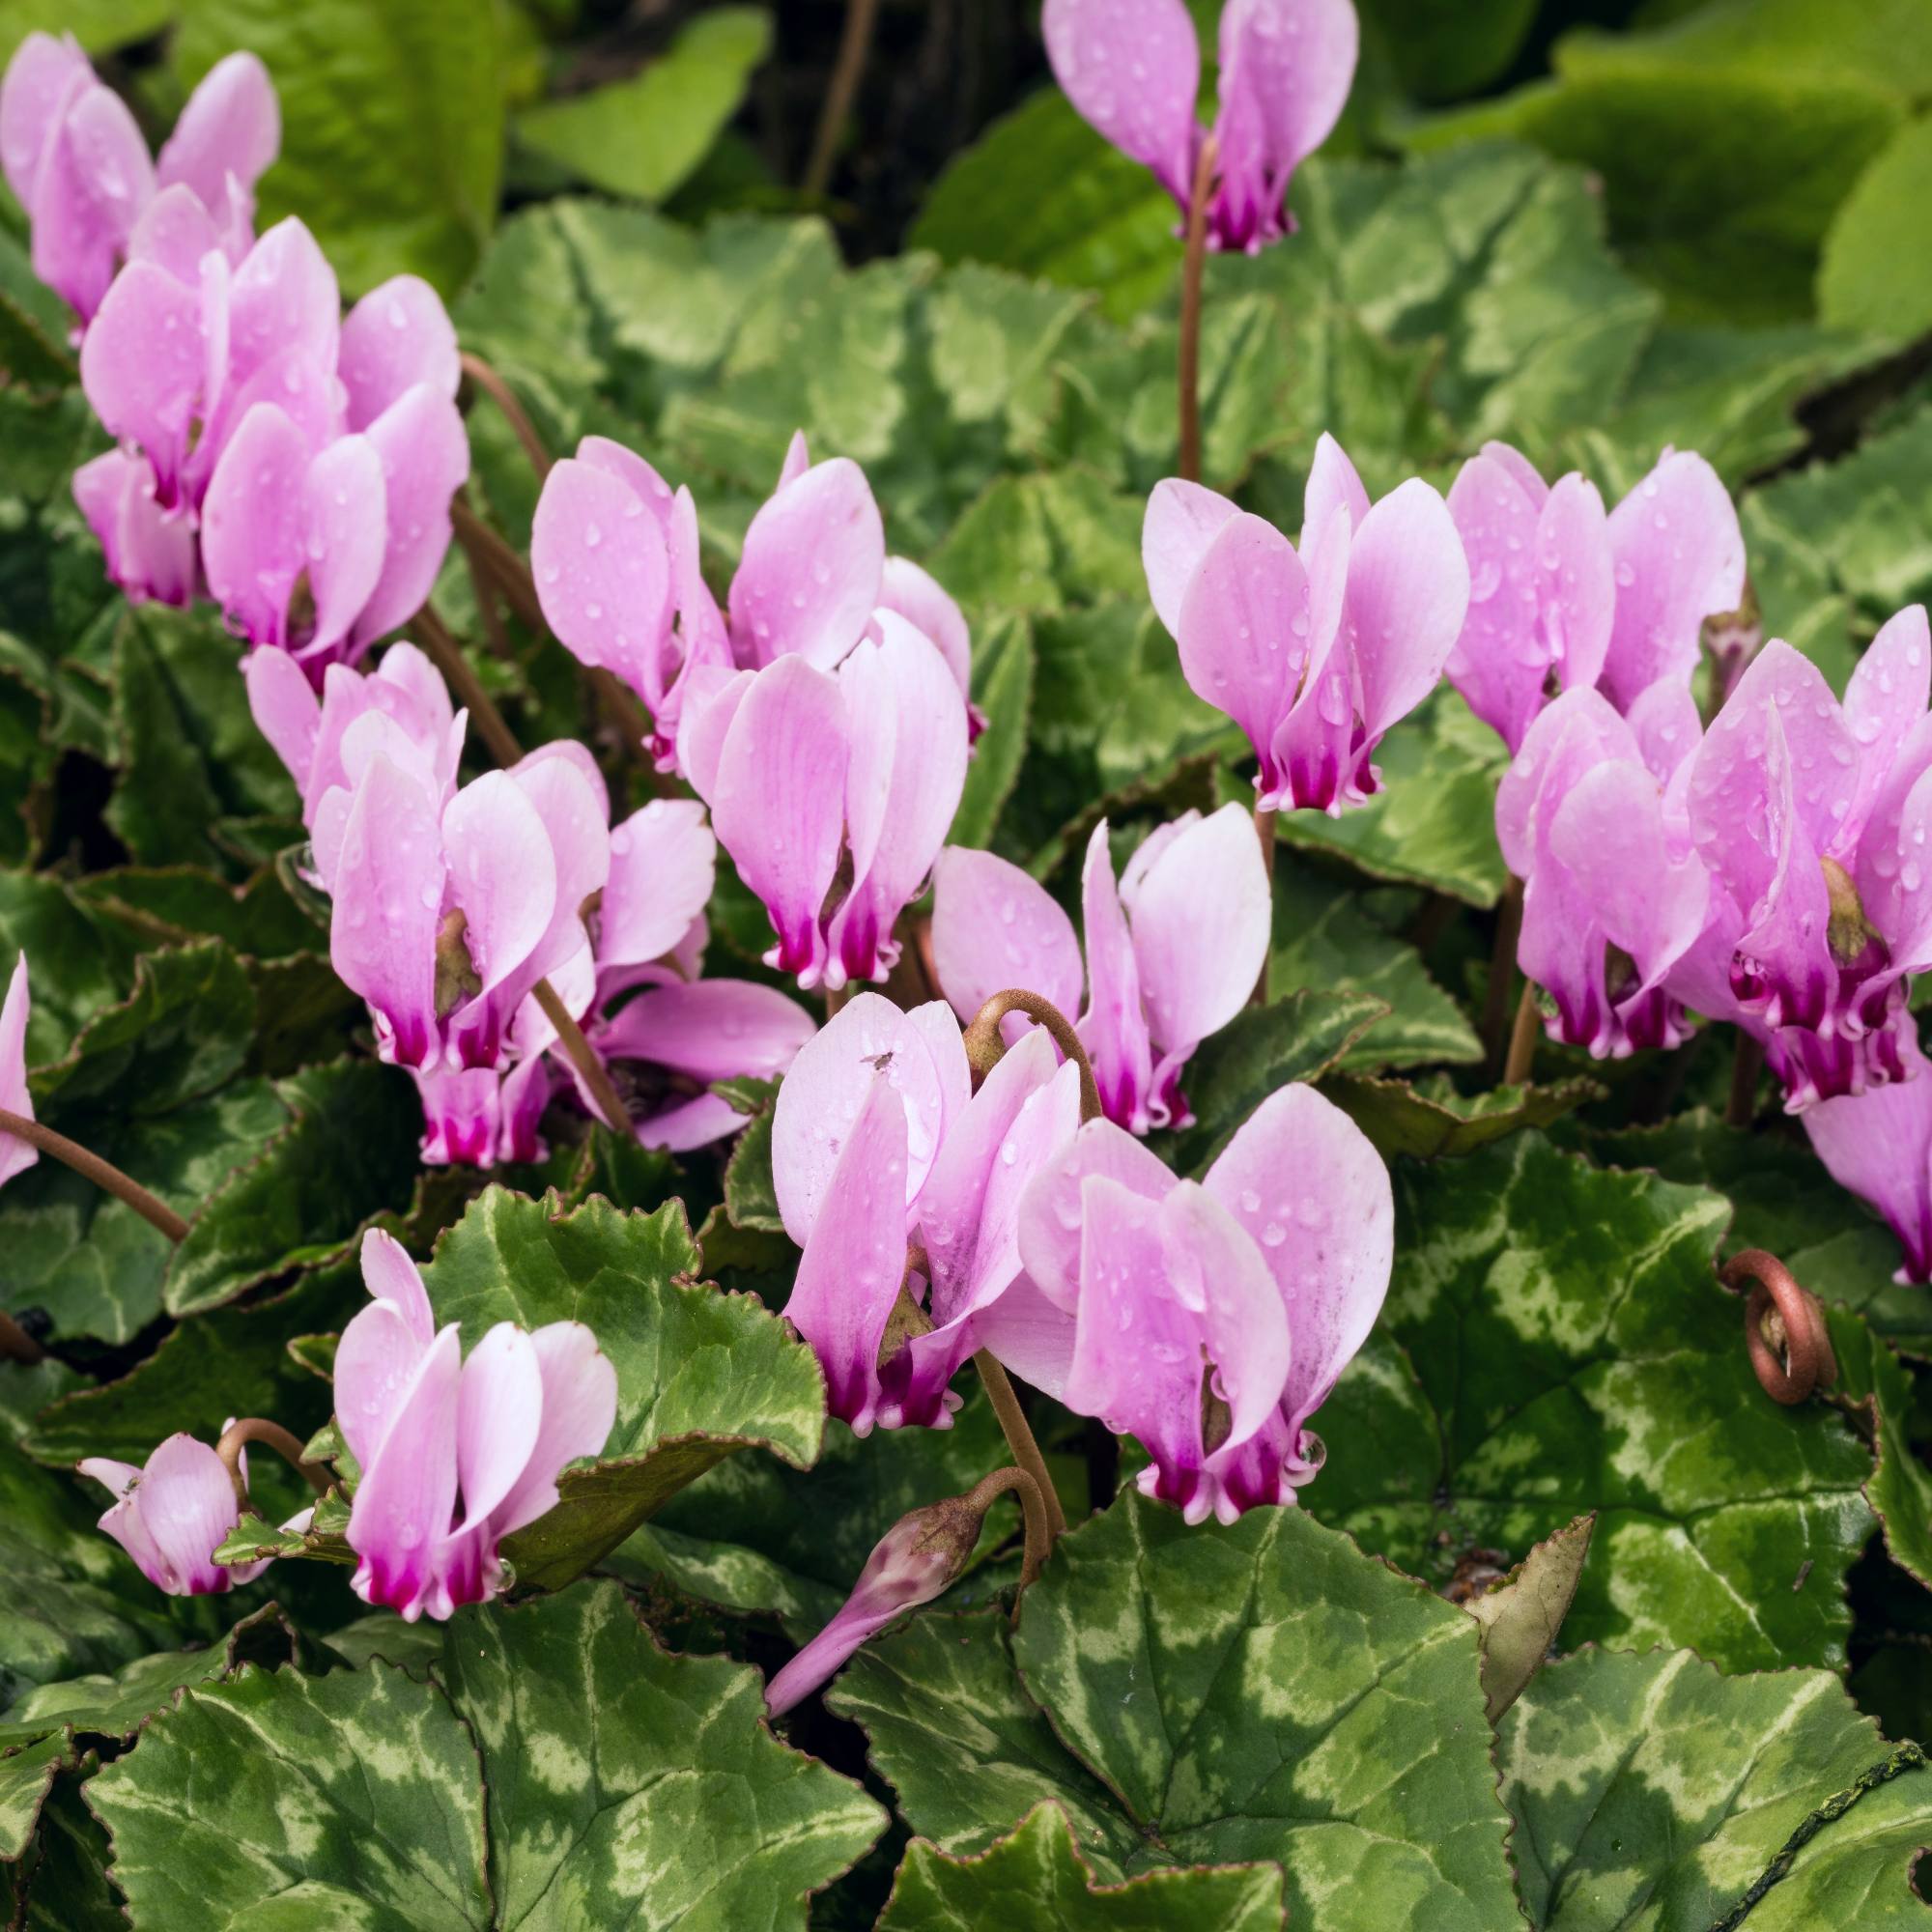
[1500, 1646, 1932, 1928]
[1821, 1309, 1932, 1593]
[416, 1187, 826, 1590]
[1323, 1072, 1605, 1160]
[1313, 1133, 1878, 1670]
[835, 1493, 1523, 1932]
[877, 1802, 1289, 1931]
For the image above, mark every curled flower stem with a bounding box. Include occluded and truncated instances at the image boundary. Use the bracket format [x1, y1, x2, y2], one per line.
[1725, 1031, 1764, 1129]
[215, 1417, 333, 1504]
[0, 1107, 187, 1241]
[1720, 1249, 1837, 1406]
[0, 1308, 44, 1365]
[1250, 806, 1277, 1006]
[802, 0, 881, 200]
[458, 351, 552, 479]
[1483, 874, 1524, 1073]
[1502, 981, 1540, 1087]
[960, 1464, 1053, 1596]
[1178, 133, 1220, 486]
[532, 978, 633, 1140]
[411, 602, 525, 768]
[973, 1352, 1066, 1543]
[963, 989, 1101, 1124]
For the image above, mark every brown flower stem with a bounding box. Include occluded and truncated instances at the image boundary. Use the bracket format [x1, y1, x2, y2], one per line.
[1250, 805, 1277, 1007]
[963, 989, 1101, 1123]
[412, 603, 525, 768]
[0, 1107, 187, 1241]
[532, 978, 632, 1138]
[458, 351, 551, 479]
[960, 1464, 1053, 1594]
[1483, 874, 1524, 1074]
[1726, 1032, 1765, 1129]
[215, 1417, 333, 1504]
[0, 1308, 44, 1365]
[1502, 982, 1541, 1088]
[1719, 1249, 1837, 1405]
[449, 498, 546, 634]
[824, 981, 853, 1022]
[802, 0, 881, 199]
[973, 1351, 1066, 1541]
[1177, 133, 1219, 485]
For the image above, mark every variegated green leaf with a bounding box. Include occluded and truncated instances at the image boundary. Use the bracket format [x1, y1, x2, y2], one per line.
[417, 1187, 825, 1590]
[877, 1801, 1287, 1930]
[87, 1659, 493, 1928]
[1322, 1071, 1604, 1160]
[433, 1580, 885, 1928]
[1500, 1646, 1932, 1928]
[835, 1493, 1522, 1932]
[1313, 1134, 1878, 1670]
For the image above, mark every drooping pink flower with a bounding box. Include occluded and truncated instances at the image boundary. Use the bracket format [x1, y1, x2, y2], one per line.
[683, 616, 969, 990]
[335, 1229, 617, 1620]
[1043, 0, 1358, 254]
[0, 39, 277, 327]
[931, 804, 1270, 1133]
[78, 1433, 293, 1596]
[765, 1494, 985, 1717]
[771, 993, 1082, 1434]
[1804, 1024, 1932, 1283]
[1497, 685, 1714, 1060]
[1, 953, 38, 1189]
[1687, 615, 1932, 1108]
[1015, 1083, 1391, 1522]
[1146, 436, 1470, 814]
[1598, 448, 1747, 713]
[70, 449, 197, 610]
[1445, 442, 1613, 754]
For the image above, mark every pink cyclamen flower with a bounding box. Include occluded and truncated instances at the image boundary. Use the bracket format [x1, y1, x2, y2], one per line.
[765, 1495, 983, 1717]
[1016, 1084, 1392, 1522]
[1687, 614, 1932, 1109]
[1804, 1024, 1932, 1283]
[1, 953, 38, 1188]
[1498, 684, 1714, 1060]
[772, 993, 1086, 1434]
[533, 431, 978, 776]
[1445, 442, 1613, 754]
[1, 39, 277, 326]
[931, 804, 1271, 1133]
[1043, 0, 1358, 254]
[336, 1230, 617, 1620]
[1146, 435, 1470, 814]
[79, 1434, 288, 1596]
[683, 618, 969, 990]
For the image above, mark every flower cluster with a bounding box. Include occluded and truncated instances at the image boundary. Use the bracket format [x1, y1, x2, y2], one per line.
[4, 35, 469, 680]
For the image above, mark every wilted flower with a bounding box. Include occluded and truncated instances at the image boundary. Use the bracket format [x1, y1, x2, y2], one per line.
[79, 1433, 291, 1596]
[931, 804, 1270, 1133]
[1014, 1084, 1391, 1521]
[1, 38, 276, 325]
[1145, 436, 1469, 814]
[336, 1229, 616, 1620]
[1043, 0, 1358, 253]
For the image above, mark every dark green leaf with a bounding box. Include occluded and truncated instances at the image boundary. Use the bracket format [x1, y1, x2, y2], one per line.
[1322, 1071, 1604, 1159]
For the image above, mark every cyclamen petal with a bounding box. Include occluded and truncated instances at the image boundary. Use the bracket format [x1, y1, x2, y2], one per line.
[155, 50, 278, 237]
[80, 1435, 245, 1597]
[0, 33, 89, 206]
[728, 453, 883, 670]
[338, 276, 460, 431]
[0, 954, 39, 1188]
[600, 799, 718, 971]
[31, 78, 155, 322]
[1041, 0, 1201, 207]
[878, 556, 973, 706]
[1804, 1026, 1932, 1283]
[71, 449, 196, 610]
[352, 384, 470, 655]
[1142, 476, 1240, 637]
[930, 846, 1085, 1028]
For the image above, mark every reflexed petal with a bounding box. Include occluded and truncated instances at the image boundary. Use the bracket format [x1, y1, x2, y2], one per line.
[728, 456, 883, 669]
[1041, 0, 1201, 203]
[454, 1322, 543, 1528]
[930, 845, 1084, 1027]
[302, 433, 387, 661]
[597, 979, 813, 1084]
[1804, 1030, 1932, 1282]
[1203, 1082, 1392, 1434]
[1301, 432, 1371, 548]
[361, 1226, 436, 1344]
[127, 181, 222, 283]
[712, 655, 849, 985]
[339, 275, 461, 430]
[353, 385, 470, 652]
[1143, 477, 1240, 637]
[601, 799, 717, 970]
[156, 49, 278, 216]
[71, 449, 196, 608]
[530, 455, 672, 694]
[507, 752, 611, 984]
[33, 81, 154, 320]
[1122, 801, 1269, 1064]
[578, 436, 678, 544]
[1625, 678, 1702, 785]
[1077, 821, 1154, 1131]
[1479, 439, 1549, 510]
[0, 954, 37, 1188]
[243, 644, 322, 795]
[1348, 477, 1471, 739]
[1444, 449, 1543, 751]
[117, 1435, 241, 1596]
[225, 216, 339, 399]
[79, 261, 208, 502]
[783, 1074, 911, 1434]
[1539, 472, 1614, 697]
[1, 32, 88, 203]
[1015, 1114, 1178, 1315]
[347, 1324, 462, 1619]
[879, 555, 972, 699]
[489, 1321, 618, 1538]
[201, 402, 310, 648]
[440, 770, 558, 1009]
[1601, 449, 1746, 711]
[1841, 603, 1931, 848]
